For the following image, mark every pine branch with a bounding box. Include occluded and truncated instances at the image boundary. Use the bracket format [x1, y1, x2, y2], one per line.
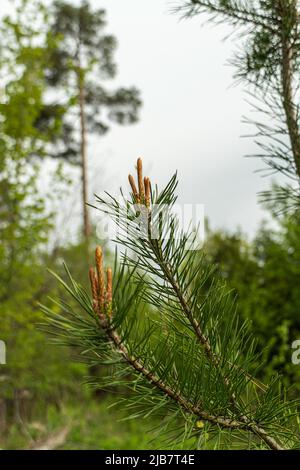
[99, 284, 284, 449]
[176, 1, 278, 32]
[99, 314, 248, 430]
[278, 0, 300, 180]
[91, 159, 298, 449]
[43, 159, 300, 449]
[144, 232, 285, 449]
[127, 162, 287, 449]
[175, 0, 300, 205]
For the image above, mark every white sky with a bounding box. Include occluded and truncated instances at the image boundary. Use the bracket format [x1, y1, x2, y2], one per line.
[1, 0, 282, 237]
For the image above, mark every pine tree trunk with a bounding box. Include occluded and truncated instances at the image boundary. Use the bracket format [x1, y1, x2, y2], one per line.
[278, 0, 300, 179]
[78, 73, 91, 243]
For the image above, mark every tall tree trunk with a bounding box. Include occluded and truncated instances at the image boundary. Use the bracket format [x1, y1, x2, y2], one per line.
[78, 72, 91, 244]
[278, 0, 300, 180]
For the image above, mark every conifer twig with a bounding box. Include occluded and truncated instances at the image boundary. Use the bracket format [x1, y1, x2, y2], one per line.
[116, 159, 285, 450]
[45, 158, 299, 450]
[88, 241, 284, 449]
[175, 0, 300, 207]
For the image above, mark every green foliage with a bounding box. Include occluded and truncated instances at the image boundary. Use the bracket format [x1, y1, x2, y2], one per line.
[204, 208, 300, 393]
[0, 0, 88, 418]
[0, 0, 64, 156]
[1, 0, 299, 452]
[43, 163, 300, 449]
[1, 397, 172, 450]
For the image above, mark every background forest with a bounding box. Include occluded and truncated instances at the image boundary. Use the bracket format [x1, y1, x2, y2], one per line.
[0, 0, 300, 449]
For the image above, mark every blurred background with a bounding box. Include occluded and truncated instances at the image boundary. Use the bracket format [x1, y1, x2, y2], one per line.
[0, 0, 299, 449]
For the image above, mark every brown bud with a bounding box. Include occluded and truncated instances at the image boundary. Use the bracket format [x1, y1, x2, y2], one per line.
[95, 246, 105, 312]
[137, 158, 144, 201]
[144, 177, 151, 208]
[128, 174, 139, 202]
[92, 299, 99, 314]
[89, 267, 98, 302]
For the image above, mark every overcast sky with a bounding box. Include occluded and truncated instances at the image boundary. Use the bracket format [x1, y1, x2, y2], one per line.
[3, 0, 281, 237]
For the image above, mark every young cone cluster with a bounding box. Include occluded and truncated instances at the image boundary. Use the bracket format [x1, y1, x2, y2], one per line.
[128, 158, 151, 207]
[89, 247, 113, 318]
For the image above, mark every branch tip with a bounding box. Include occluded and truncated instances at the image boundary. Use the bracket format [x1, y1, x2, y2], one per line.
[144, 176, 151, 207]
[90, 247, 113, 318]
[128, 174, 139, 202]
[95, 245, 105, 311]
[89, 267, 98, 302]
[137, 157, 144, 200]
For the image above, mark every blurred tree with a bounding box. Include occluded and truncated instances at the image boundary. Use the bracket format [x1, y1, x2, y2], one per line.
[203, 210, 300, 392]
[0, 0, 65, 159]
[44, 0, 142, 242]
[0, 0, 57, 304]
[0, 0, 87, 432]
[176, 0, 300, 210]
